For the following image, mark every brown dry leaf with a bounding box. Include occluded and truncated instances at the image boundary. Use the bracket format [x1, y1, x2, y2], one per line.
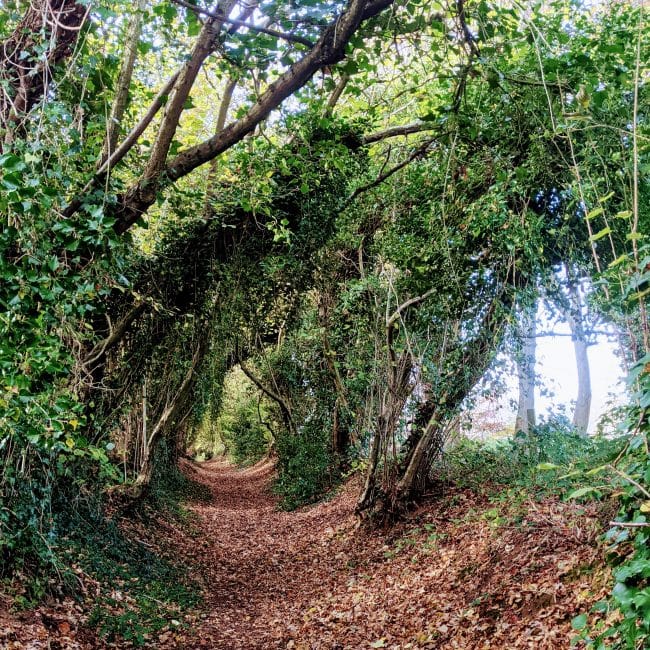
[1, 459, 612, 649]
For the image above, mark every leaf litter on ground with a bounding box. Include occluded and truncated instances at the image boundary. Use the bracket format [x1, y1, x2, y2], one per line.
[1, 458, 616, 649]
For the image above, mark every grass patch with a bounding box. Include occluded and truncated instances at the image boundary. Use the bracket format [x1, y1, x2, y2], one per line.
[438, 417, 625, 498]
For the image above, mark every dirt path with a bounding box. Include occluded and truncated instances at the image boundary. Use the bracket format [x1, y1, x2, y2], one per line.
[178, 459, 358, 649]
[0, 459, 610, 649]
[171, 459, 608, 650]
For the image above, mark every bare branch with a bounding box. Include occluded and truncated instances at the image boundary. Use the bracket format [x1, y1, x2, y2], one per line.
[524, 330, 616, 339]
[100, 0, 147, 166]
[608, 464, 650, 500]
[455, 0, 479, 58]
[344, 137, 436, 209]
[62, 71, 180, 218]
[142, 0, 238, 181]
[609, 521, 650, 528]
[83, 302, 148, 368]
[128, 339, 207, 495]
[324, 73, 350, 114]
[387, 288, 436, 331]
[239, 360, 296, 435]
[362, 121, 440, 144]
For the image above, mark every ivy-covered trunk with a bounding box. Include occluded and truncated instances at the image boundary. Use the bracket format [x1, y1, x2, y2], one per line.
[357, 294, 510, 518]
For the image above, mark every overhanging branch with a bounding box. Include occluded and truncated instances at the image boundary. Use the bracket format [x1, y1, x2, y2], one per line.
[111, 0, 395, 234]
[170, 0, 316, 47]
[362, 121, 440, 144]
[62, 71, 180, 219]
[344, 137, 437, 209]
[239, 359, 297, 435]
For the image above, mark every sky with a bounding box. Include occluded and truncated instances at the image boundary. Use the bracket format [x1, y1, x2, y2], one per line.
[532, 323, 627, 433]
[483, 311, 629, 436]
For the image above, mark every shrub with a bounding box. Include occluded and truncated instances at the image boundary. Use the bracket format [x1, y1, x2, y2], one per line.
[274, 418, 334, 510]
[228, 411, 269, 466]
[439, 414, 623, 492]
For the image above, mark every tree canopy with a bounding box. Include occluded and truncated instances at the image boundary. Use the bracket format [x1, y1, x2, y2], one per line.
[1, 0, 649, 645]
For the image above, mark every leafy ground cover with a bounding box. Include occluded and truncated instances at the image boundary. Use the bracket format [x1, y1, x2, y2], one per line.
[1, 457, 617, 648]
[0, 472, 206, 649]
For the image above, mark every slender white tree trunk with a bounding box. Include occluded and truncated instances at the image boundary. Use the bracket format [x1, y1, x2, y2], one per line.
[515, 301, 537, 434]
[565, 279, 591, 435]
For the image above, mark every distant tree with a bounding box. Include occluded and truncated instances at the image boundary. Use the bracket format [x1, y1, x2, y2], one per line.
[515, 299, 537, 434]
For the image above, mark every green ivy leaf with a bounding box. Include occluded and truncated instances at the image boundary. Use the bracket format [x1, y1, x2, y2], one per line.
[571, 613, 587, 630]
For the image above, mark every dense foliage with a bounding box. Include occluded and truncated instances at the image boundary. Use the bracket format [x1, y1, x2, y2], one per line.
[1, 0, 648, 645]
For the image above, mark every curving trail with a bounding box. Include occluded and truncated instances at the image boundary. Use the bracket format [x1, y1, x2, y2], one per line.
[176, 458, 358, 649]
[168, 458, 606, 650]
[0, 458, 609, 649]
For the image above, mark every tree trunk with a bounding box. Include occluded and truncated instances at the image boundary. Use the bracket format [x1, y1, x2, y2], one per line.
[361, 294, 510, 516]
[565, 279, 591, 435]
[100, 0, 147, 166]
[1, 0, 88, 146]
[129, 339, 206, 498]
[317, 288, 350, 455]
[356, 288, 438, 516]
[571, 330, 591, 435]
[395, 407, 444, 502]
[515, 300, 537, 434]
[356, 351, 414, 515]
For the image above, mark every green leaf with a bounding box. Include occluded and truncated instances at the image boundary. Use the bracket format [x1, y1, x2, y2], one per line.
[589, 227, 611, 242]
[612, 583, 632, 606]
[0, 153, 26, 172]
[628, 286, 650, 302]
[571, 613, 587, 630]
[584, 465, 608, 476]
[609, 254, 629, 268]
[585, 207, 604, 220]
[187, 10, 201, 36]
[537, 462, 559, 470]
[567, 486, 601, 500]
[591, 600, 608, 613]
